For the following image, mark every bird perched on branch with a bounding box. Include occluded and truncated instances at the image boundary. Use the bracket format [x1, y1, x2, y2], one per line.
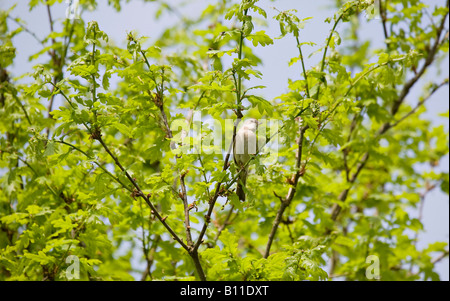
[233, 118, 259, 202]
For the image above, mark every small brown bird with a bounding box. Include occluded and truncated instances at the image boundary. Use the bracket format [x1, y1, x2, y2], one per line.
[233, 118, 259, 202]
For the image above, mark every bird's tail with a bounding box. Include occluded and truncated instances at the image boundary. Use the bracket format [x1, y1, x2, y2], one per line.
[236, 168, 247, 202]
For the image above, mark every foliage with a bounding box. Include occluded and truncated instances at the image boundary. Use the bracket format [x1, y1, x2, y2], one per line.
[0, 0, 448, 281]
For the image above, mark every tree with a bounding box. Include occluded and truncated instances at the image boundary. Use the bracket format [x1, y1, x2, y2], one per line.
[0, 0, 448, 281]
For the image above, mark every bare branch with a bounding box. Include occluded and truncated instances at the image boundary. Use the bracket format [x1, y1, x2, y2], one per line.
[7, 16, 43, 44]
[390, 79, 449, 129]
[432, 250, 449, 265]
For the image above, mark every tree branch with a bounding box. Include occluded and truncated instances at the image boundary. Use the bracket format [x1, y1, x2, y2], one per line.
[329, 7, 449, 224]
[7, 15, 43, 44]
[390, 5, 449, 116]
[264, 125, 308, 258]
[95, 134, 190, 254]
[390, 79, 449, 129]
[141, 235, 160, 281]
[138, 46, 204, 279]
[193, 10, 250, 253]
[295, 36, 310, 98]
[432, 250, 449, 265]
[328, 6, 449, 223]
[54, 139, 132, 192]
[213, 205, 235, 244]
[315, 2, 358, 99]
[379, 0, 389, 43]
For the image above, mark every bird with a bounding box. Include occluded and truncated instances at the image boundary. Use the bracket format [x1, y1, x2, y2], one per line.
[233, 118, 259, 202]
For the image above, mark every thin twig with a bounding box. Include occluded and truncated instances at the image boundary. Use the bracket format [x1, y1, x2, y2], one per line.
[379, 0, 389, 43]
[136, 44, 204, 278]
[54, 139, 132, 192]
[431, 250, 449, 265]
[193, 10, 250, 253]
[264, 125, 308, 258]
[197, 153, 211, 199]
[390, 79, 449, 129]
[96, 135, 190, 252]
[315, 2, 358, 100]
[213, 205, 235, 243]
[296, 36, 311, 99]
[390, 4, 449, 116]
[7, 16, 43, 44]
[329, 6, 449, 223]
[141, 234, 160, 281]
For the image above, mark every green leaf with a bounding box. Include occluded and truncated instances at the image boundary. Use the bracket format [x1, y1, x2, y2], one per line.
[242, 15, 254, 36]
[24, 251, 56, 265]
[378, 53, 390, 64]
[246, 31, 273, 47]
[111, 122, 133, 138]
[43, 140, 57, 156]
[247, 95, 274, 115]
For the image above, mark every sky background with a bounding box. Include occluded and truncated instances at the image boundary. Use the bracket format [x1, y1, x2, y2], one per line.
[1, 0, 448, 280]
